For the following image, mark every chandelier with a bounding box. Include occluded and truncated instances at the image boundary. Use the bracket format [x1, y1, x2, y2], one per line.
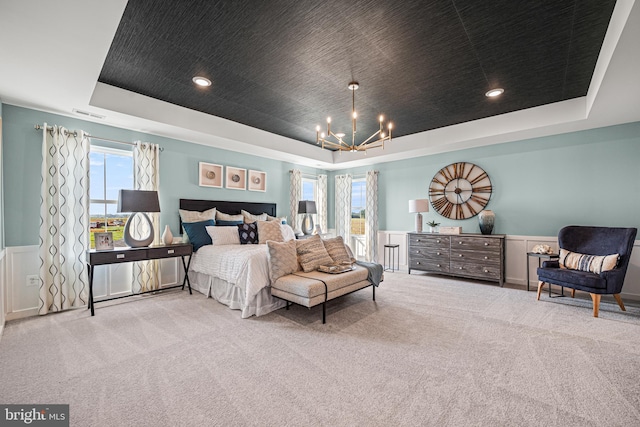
[315, 81, 393, 153]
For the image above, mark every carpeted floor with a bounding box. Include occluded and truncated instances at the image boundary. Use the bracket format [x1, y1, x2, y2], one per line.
[1, 272, 639, 426]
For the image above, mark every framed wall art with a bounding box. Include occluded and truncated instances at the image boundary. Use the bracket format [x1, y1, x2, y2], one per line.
[226, 166, 246, 190]
[199, 162, 223, 188]
[248, 170, 267, 192]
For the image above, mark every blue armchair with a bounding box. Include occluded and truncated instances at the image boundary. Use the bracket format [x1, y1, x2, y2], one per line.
[537, 225, 637, 317]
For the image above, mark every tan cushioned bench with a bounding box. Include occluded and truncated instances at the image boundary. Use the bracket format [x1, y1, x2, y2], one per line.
[271, 265, 375, 323]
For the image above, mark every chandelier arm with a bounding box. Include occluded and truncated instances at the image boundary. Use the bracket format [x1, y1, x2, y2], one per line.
[357, 129, 382, 147]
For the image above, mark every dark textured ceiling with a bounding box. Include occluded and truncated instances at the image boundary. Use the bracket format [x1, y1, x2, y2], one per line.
[98, 0, 617, 148]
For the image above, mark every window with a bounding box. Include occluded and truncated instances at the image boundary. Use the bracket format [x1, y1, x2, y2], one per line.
[89, 146, 133, 248]
[302, 177, 317, 202]
[351, 178, 366, 235]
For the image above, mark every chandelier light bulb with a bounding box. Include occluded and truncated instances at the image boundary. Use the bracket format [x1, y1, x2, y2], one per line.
[353, 111, 357, 119]
[327, 117, 331, 123]
[379, 115, 384, 122]
[321, 132, 325, 138]
[381, 132, 385, 138]
[315, 125, 320, 132]
[388, 123, 393, 130]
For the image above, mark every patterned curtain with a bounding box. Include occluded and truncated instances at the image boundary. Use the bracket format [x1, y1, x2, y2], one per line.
[289, 169, 302, 232]
[132, 141, 161, 293]
[317, 174, 328, 234]
[335, 174, 352, 247]
[365, 170, 379, 263]
[38, 124, 90, 315]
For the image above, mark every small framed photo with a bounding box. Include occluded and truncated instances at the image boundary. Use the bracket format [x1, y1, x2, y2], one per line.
[199, 162, 223, 188]
[226, 166, 247, 190]
[95, 232, 114, 250]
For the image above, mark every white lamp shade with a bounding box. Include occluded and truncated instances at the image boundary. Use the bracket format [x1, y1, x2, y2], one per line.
[409, 199, 430, 213]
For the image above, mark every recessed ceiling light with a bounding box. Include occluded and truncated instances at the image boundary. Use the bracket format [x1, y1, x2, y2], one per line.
[192, 76, 212, 87]
[485, 88, 504, 98]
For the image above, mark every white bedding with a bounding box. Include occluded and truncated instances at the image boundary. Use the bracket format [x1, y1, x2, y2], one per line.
[190, 244, 271, 305]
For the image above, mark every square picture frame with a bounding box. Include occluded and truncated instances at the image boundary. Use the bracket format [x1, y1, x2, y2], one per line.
[95, 232, 114, 250]
[199, 162, 223, 188]
[226, 166, 246, 190]
[248, 170, 267, 192]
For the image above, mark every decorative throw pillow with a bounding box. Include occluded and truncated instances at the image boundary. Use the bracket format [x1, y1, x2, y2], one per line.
[182, 220, 215, 251]
[266, 214, 287, 224]
[559, 248, 619, 274]
[280, 224, 296, 241]
[206, 225, 241, 245]
[179, 207, 216, 223]
[267, 239, 299, 283]
[296, 234, 335, 272]
[216, 211, 244, 222]
[241, 210, 267, 224]
[257, 220, 284, 244]
[322, 236, 352, 264]
[238, 222, 259, 244]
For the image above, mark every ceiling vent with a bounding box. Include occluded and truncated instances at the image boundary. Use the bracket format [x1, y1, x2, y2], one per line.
[72, 108, 106, 120]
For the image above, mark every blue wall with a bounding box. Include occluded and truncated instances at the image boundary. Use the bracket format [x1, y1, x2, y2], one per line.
[2, 104, 324, 246]
[330, 122, 640, 236]
[3, 103, 640, 246]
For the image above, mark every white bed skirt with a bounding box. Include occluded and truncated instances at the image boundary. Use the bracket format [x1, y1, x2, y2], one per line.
[190, 271, 286, 318]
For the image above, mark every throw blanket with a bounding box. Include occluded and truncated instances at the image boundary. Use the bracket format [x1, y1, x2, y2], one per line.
[355, 261, 383, 287]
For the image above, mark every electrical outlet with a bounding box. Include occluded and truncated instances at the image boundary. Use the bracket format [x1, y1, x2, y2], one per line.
[26, 275, 40, 287]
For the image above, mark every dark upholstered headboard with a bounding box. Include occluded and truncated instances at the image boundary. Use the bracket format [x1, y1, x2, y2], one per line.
[179, 199, 277, 229]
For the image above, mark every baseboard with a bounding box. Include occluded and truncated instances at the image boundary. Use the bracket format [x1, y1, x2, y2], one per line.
[5, 308, 39, 321]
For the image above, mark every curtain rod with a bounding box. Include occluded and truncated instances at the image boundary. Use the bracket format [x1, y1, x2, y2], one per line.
[34, 125, 163, 151]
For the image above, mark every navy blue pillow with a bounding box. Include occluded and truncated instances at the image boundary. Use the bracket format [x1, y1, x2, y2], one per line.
[238, 222, 259, 244]
[217, 220, 244, 226]
[182, 219, 215, 251]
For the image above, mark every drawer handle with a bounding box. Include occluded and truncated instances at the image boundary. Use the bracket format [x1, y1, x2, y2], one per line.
[436, 264, 440, 267]
[484, 256, 488, 259]
[416, 250, 420, 253]
[416, 261, 420, 265]
[484, 269, 489, 273]
[484, 242, 489, 246]
[117, 254, 125, 259]
[436, 252, 440, 255]
[458, 241, 462, 244]
[459, 254, 463, 257]
[459, 266, 463, 270]
[416, 239, 421, 242]
[436, 240, 440, 243]
[168, 249, 175, 254]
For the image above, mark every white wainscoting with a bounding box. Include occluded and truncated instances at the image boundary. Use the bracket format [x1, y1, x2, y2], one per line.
[3, 245, 186, 321]
[377, 231, 640, 302]
[0, 248, 6, 338]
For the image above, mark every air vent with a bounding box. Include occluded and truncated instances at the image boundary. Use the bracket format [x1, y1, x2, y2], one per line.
[72, 108, 106, 120]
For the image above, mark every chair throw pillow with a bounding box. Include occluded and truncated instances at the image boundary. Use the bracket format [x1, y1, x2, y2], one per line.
[267, 239, 299, 283]
[296, 234, 335, 272]
[257, 220, 284, 244]
[238, 222, 259, 244]
[206, 225, 241, 245]
[182, 220, 215, 251]
[559, 248, 619, 274]
[322, 236, 352, 264]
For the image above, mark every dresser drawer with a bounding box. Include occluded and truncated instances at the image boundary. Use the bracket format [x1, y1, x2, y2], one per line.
[449, 249, 501, 264]
[450, 236, 501, 253]
[88, 249, 148, 265]
[450, 262, 501, 281]
[409, 234, 450, 249]
[148, 244, 192, 258]
[409, 258, 450, 273]
[409, 246, 450, 260]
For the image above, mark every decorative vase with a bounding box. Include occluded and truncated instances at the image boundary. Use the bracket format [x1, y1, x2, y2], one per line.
[162, 225, 173, 245]
[478, 210, 495, 235]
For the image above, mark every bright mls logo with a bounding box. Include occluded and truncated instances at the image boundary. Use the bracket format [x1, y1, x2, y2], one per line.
[1, 405, 69, 426]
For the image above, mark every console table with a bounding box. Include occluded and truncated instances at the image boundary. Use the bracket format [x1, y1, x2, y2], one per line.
[408, 232, 505, 286]
[86, 243, 193, 316]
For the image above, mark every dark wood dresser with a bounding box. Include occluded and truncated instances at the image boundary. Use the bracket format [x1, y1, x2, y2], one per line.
[408, 233, 505, 286]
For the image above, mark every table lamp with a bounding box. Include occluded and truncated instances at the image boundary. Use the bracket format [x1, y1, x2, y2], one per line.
[298, 200, 317, 235]
[117, 189, 161, 247]
[409, 199, 429, 232]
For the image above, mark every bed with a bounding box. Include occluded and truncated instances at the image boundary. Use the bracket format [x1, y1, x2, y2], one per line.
[180, 199, 288, 318]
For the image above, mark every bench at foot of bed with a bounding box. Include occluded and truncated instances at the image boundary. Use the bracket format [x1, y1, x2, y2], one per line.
[270, 265, 378, 324]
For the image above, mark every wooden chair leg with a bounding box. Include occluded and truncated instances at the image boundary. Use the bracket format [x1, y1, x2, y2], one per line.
[613, 294, 626, 312]
[590, 293, 601, 317]
[537, 281, 545, 301]
[571, 288, 575, 298]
